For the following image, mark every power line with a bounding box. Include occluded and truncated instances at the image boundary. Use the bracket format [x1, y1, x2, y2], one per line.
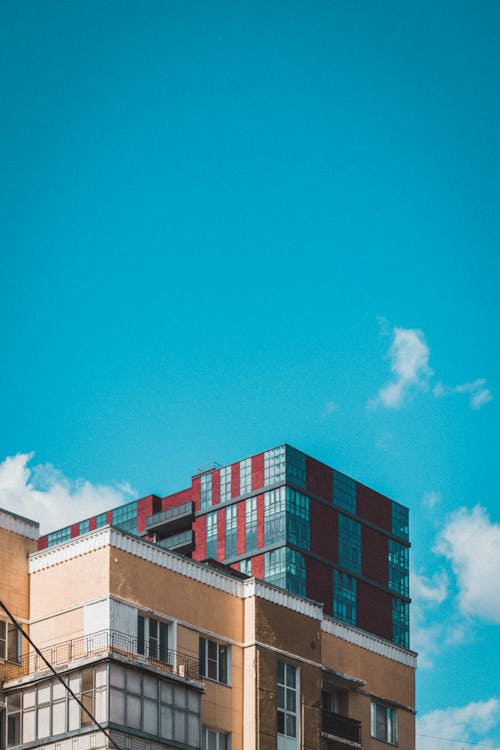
[417, 732, 500, 749]
[0, 599, 121, 750]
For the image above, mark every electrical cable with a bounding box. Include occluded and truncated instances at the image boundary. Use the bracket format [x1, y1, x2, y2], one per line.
[0, 599, 121, 750]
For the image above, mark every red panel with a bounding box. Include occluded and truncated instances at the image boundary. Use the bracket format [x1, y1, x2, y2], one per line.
[252, 553, 264, 580]
[217, 508, 225, 560]
[162, 487, 192, 510]
[252, 452, 264, 491]
[212, 470, 220, 506]
[357, 581, 392, 641]
[106, 511, 113, 525]
[362, 526, 388, 586]
[70, 523, 79, 538]
[231, 462, 240, 498]
[192, 516, 206, 561]
[38, 536, 48, 550]
[257, 493, 264, 548]
[305, 557, 332, 614]
[310, 500, 337, 562]
[356, 483, 392, 532]
[306, 456, 333, 502]
[89, 517, 97, 531]
[192, 476, 201, 512]
[236, 500, 246, 555]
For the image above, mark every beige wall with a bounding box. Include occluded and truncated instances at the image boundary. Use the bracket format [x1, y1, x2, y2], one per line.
[0, 526, 37, 621]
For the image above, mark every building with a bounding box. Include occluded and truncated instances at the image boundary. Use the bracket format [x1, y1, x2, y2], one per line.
[1, 445, 416, 750]
[38, 445, 411, 649]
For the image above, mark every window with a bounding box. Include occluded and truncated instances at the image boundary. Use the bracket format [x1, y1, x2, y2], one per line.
[202, 728, 231, 750]
[392, 502, 409, 540]
[200, 473, 213, 510]
[5, 664, 108, 746]
[225, 505, 237, 559]
[111, 502, 137, 534]
[240, 459, 252, 495]
[0, 620, 21, 663]
[371, 702, 397, 744]
[245, 497, 257, 552]
[47, 527, 72, 547]
[109, 663, 200, 746]
[199, 638, 230, 684]
[206, 512, 218, 559]
[277, 662, 298, 750]
[338, 514, 361, 573]
[137, 615, 169, 663]
[95, 512, 107, 528]
[264, 446, 286, 487]
[333, 471, 356, 513]
[240, 558, 252, 576]
[392, 598, 409, 649]
[79, 519, 90, 535]
[264, 487, 286, 545]
[333, 570, 357, 625]
[220, 466, 232, 502]
[264, 548, 306, 596]
[286, 488, 310, 550]
[388, 539, 409, 596]
[285, 446, 306, 488]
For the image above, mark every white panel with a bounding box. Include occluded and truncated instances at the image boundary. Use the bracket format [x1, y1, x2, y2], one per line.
[110, 598, 137, 638]
[84, 600, 109, 635]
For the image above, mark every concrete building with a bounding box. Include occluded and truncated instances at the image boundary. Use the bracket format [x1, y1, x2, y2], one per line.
[1, 446, 416, 750]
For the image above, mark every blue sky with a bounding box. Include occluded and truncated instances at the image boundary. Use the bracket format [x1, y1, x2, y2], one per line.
[1, 2, 499, 747]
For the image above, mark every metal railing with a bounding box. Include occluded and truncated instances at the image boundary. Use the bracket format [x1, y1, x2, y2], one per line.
[4, 629, 200, 682]
[146, 502, 194, 530]
[157, 529, 194, 551]
[321, 710, 362, 744]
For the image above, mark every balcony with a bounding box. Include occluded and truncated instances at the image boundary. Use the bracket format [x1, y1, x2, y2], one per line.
[321, 710, 362, 746]
[4, 629, 200, 683]
[157, 528, 195, 554]
[146, 501, 194, 536]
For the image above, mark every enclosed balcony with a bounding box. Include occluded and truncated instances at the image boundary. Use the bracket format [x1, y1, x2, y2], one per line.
[321, 710, 362, 746]
[157, 528, 195, 554]
[146, 501, 194, 536]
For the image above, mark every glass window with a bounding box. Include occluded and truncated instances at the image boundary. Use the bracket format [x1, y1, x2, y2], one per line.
[206, 512, 218, 559]
[264, 446, 286, 487]
[240, 459, 252, 495]
[388, 539, 409, 597]
[203, 728, 231, 750]
[264, 487, 286, 545]
[286, 487, 310, 550]
[201, 473, 213, 510]
[137, 614, 169, 662]
[392, 598, 409, 649]
[264, 548, 306, 596]
[392, 502, 409, 540]
[95, 512, 107, 528]
[199, 638, 230, 685]
[79, 519, 90, 535]
[47, 527, 72, 547]
[338, 514, 361, 573]
[111, 502, 138, 534]
[220, 466, 232, 502]
[333, 570, 357, 625]
[240, 558, 252, 576]
[333, 471, 356, 513]
[371, 702, 397, 744]
[285, 446, 306, 488]
[277, 662, 298, 747]
[225, 505, 237, 559]
[245, 497, 257, 552]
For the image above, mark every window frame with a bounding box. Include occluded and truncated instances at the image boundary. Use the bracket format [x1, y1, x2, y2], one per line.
[199, 638, 231, 685]
[371, 701, 397, 744]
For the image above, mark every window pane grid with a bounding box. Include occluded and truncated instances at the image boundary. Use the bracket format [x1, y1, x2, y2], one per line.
[220, 466, 232, 502]
[200, 473, 213, 510]
[392, 502, 409, 540]
[333, 471, 356, 513]
[264, 487, 286, 546]
[388, 539, 409, 596]
[240, 459, 252, 495]
[206, 512, 218, 559]
[338, 514, 361, 573]
[285, 446, 306, 488]
[264, 446, 286, 487]
[225, 505, 237, 559]
[333, 570, 357, 625]
[245, 497, 257, 552]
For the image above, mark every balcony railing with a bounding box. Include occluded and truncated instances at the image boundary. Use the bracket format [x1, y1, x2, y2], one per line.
[4, 629, 200, 683]
[157, 528, 194, 552]
[146, 502, 194, 535]
[321, 710, 362, 744]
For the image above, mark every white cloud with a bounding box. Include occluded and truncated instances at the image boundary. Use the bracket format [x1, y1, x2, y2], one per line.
[436, 505, 500, 623]
[423, 490, 441, 511]
[410, 569, 452, 669]
[0, 453, 136, 535]
[417, 698, 500, 750]
[433, 378, 492, 410]
[370, 326, 432, 408]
